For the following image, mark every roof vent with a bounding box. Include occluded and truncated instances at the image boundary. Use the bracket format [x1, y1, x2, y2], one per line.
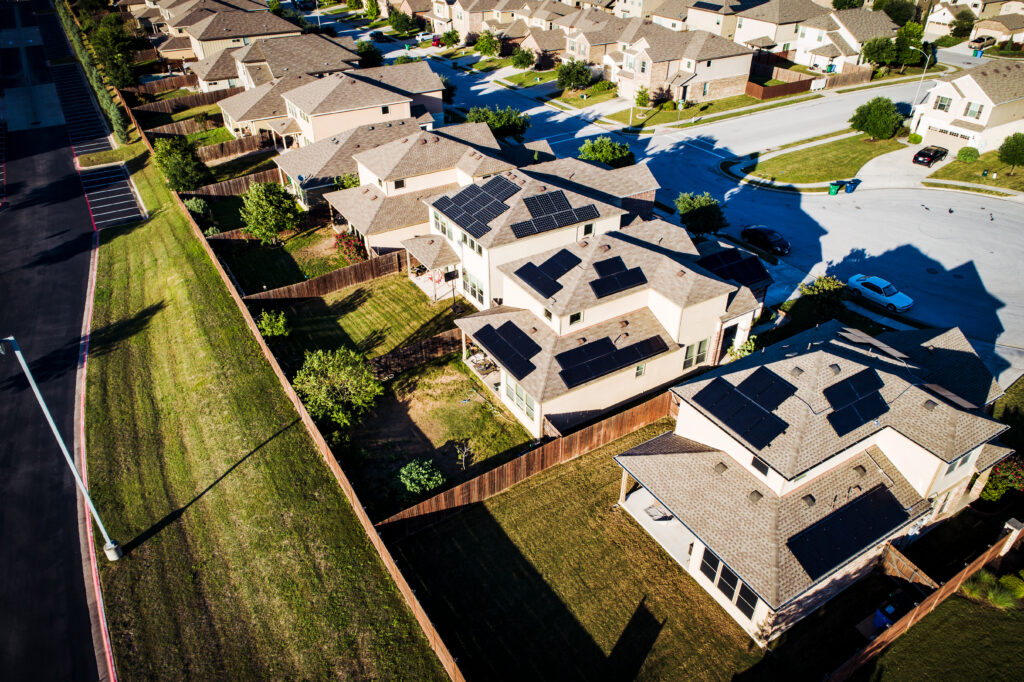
[676, 269, 686, 277]
[420, 138, 427, 144]
[829, 363, 841, 376]
[538, 185, 547, 191]
[576, 337, 586, 346]
[367, 125, 374, 130]
[578, 240, 589, 247]
[714, 461, 728, 475]
[924, 399, 938, 411]
[790, 366, 804, 377]
[748, 490, 763, 503]
[619, 320, 629, 328]
[599, 244, 611, 252]
[802, 494, 816, 507]
[853, 464, 867, 477]
[529, 326, 537, 334]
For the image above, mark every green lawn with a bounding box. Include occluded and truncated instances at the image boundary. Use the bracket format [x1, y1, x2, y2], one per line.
[556, 82, 619, 108]
[608, 94, 763, 128]
[862, 596, 1024, 680]
[186, 126, 234, 147]
[471, 56, 512, 72]
[135, 103, 222, 130]
[337, 354, 533, 518]
[86, 137, 444, 679]
[870, 63, 948, 81]
[773, 128, 855, 152]
[392, 419, 763, 680]
[213, 224, 347, 294]
[667, 94, 822, 130]
[744, 133, 905, 183]
[503, 69, 557, 87]
[929, 150, 1024, 192]
[153, 87, 194, 101]
[207, 149, 279, 183]
[77, 136, 145, 168]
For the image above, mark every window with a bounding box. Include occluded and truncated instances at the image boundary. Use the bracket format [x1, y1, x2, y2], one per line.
[671, 21, 677, 29]
[800, 27, 806, 38]
[506, 377, 536, 420]
[461, 268, 484, 303]
[945, 458, 959, 475]
[717, 565, 739, 601]
[683, 338, 709, 369]
[706, 60, 711, 67]
[635, 364, 645, 378]
[382, 105, 391, 115]
[817, 31, 823, 42]
[964, 101, 984, 119]
[702, 82, 709, 96]
[394, 179, 405, 190]
[210, 81, 219, 86]
[751, 456, 769, 476]
[544, 308, 552, 320]
[737, 18, 743, 28]
[640, 61, 647, 73]
[569, 311, 582, 325]
[716, 16, 721, 26]
[583, 223, 594, 236]
[736, 584, 758, 619]
[934, 95, 951, 112]
[570, 40, 576, 51]
[699, 547, 720, 581]
[242, 37, 250, 45]
[957, 453, 971, 469]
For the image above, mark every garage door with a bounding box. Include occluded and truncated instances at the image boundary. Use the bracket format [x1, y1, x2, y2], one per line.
[922, 126, 973, 152]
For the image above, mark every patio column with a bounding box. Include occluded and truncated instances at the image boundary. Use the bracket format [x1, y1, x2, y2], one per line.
[619, 469, 632, 506]
[461, 329, 466, 360]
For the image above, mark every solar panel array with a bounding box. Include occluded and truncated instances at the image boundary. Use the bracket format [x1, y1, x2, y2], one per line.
[693, 377, 788, 450]
[823, 369, 890, 436]
[473, 321, 542, 380]
[555, 335, 669, 389]
[696, 250, 771, 289]
[511, 191, 600, 239]
[432, 176, 519, 240]
[736, 367, 798, 412]
[513, 249, 582, 299]
[589, 256, 648, 299]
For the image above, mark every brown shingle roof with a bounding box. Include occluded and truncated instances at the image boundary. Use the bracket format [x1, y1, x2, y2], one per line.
[325, 183, 459, 236]
[187, 9, 299, 41]
[283, 72, 411, 116]
[352, 123, 510, 181]
[219, 73, 313, 122]
[231, 34, 358, 79]
[347, 61, 446, 96]
[832, 7, 897, 43]
[939, 61, 1024, 105]
[190, 48, 240, 82]
[737, 0, 821, 24]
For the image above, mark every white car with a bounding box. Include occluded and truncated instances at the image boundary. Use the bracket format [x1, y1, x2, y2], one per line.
[846, 274, 914, 312]
[414, 32, 436, 43]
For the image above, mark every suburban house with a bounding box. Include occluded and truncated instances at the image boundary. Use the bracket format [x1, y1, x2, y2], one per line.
[190, 48, 244, 91]
[323, 123, 515, 254]
[521, 156, 660, 219]
[614, 0, 666, 19]
[453, 218, 765, 438]
[910, 60, 1024, 151]
[185, 10, 301, 60]
[154, 0, 284, 60]
[398, 0, 434, 23]
[790, 7, 896, 73]
[925, 0, 1023, 38]
[651, 0, 696, 31]
[218, 73, 315, 140]
[615, 321, 1011, 641]
[971, 12, 1024, 43]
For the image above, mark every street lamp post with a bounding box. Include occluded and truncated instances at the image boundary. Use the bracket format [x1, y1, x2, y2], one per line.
[1, 336, 122, 561]
[910, 46, 932, 133]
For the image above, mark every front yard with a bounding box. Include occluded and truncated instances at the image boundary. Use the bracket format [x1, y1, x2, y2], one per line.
[471, 56, 512, 72]
[743, 133, 905, 183]
[555, 82, 620, 108]
[392, 418, 762, 680]
[607, 94, 762, 128]
[503, 69, 557, 87]
[214, 224, 349, 294]
[929, 150, 1024, 192]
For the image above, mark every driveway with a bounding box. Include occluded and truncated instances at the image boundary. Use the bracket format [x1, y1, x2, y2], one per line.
[854, 145, 954, 189]
[936, 45, 990, 69]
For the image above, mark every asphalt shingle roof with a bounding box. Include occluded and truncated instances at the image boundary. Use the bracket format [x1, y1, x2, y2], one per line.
[187, 9, 299, 41]
[939, 60, 1024, 105]
[219, 73, 313, 122]
[231, 34, 358, 79]
[282, 72, 411, 115]
[325, 183, 459, 235]
[190, 48, 240, 82]
[831, 7, 897, 43]
[737, 0, 822, 24]
[352, 123, 512, 181]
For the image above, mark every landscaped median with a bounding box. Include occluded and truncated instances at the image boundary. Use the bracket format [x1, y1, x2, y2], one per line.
[742, 132, 905, 184]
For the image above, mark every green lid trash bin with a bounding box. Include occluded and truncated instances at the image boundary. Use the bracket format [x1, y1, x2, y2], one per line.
[829, 181, 842, 195]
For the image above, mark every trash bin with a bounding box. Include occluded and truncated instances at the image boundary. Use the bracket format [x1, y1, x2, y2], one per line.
[845, 180, 856, 193]
[829, 182, 842, 195]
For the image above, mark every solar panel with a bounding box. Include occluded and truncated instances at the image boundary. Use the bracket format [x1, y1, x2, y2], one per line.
[552, 210, 577, 228]
[594, 257, 627, 278]
[589, 267, 648, 299]
[694, 377, 789, 449]
[473, 322, 541, 381]
[573, 204, 599, 222]
[433, 196, 453, 212]
[697, 251, 770, 289]
[693, 378, 733, 410]
[532, 214, 557, 233]
[460, 184, 484, 200]
[737, 367, 797, 412]
[482, 175, 518, 201]
[824, 369, 884, 411]
[465, 221, 491, 239]
[496, 321, 542, 357]
[744, 416, 788, 450]
[511, 221, 536, 238]
[537, 249, 581, 280]
[827, 392, 889, 436]
[549, 192, 572, 213]
[515, 263, 561, 299]
[556, 335, 668, 388]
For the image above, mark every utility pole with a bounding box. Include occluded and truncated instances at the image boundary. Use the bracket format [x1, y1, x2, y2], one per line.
[1, 337, 122, 561]
[909, 46, 932, 134]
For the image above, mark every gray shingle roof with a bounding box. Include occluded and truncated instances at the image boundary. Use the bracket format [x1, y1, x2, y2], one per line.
[981, 12, 1024, 31]
[218, 73, 313, 122]
[347, 61, 446, 96]
[401, 235, 460, 270]
[190, 48, 240, 82]
[282, 72, 411, 116]
[157, 36, 194, 53]
[737, 0, 822, 24]
[231, 34, 358, 79]
[616, 436, 929, 608]
[672, 321, 1007, 479]
[939, 60, 1024, 105]
[353, 123, 512, 181]
[525, 157, 660, 199]
[186, 10, 299, 41]
[633, 25, 753, 62]
[976, 442, 1014, 472]
[652, 0, 699, 20]
[325, 183, 459, 236]
[832, 7, 897, 43]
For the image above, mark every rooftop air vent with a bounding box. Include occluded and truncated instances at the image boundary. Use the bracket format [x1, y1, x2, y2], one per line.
[802, 494, 816, 507]
[576, 337, 586, 346]
[829, 363, 841, 375]
[619, 320, 629, 328]
[714, 462, 728, 475]
[791, 366, 804, 377]
[529, 327, 537, 334]
[853, 464, 867, 477]
[578, 240, 589, 247]
[748, 490, 763, 503]
[676, 269, 686, 277]
[924, 399, 938, 411]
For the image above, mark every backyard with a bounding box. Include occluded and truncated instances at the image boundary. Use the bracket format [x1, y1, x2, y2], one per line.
[133, 103, 222, 130]
[391, 419, 765, 681]
[213, 224, 350, 294]
[929, 150, 1024, 192]
[206, 149, 279, 183]
[743, 133, 905, 184]
[85, 132, 443, 679]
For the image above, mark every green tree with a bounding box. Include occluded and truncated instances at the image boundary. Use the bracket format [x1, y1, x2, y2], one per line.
[674, 191, 725, 235]
[356, 40, 383, 67]
[475, 30, 500, 56]
[394, 54, 419, 64]
[399, 458, 445, 495]
[346, 0, 362, 8]
[389, 10, 414, 33]
[831, 0, 863, 8]
[799, 274, 846, 316]
[894, 21, 924, 69]
[153, 137, 208, 192]
[466, 105, 530, 137]
[256, 310, 289, 337]
[292, 348, 383, 429]
[334, 173, 360, 189]
[510, 46, 535, 69]
[239, 182, 303, 245]
[635, 85, 650, 108]
[849, 96, 903, 140]
[441, 29, 460, 47]
[578, 136, 634, 168]
[951, 10, 975, 39]
[875, 0, 915, 26]
[556, 58, 591, 90]
[183, 196, 210, 219]
[999, 132, 1024, 175]
[861, 36, 897, 65]
[365, 0, 380, 20]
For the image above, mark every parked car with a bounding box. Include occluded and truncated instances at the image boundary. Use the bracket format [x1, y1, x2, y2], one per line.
[740, 226, 791, 255]
[968, 35, 996, 50]
[912, 146, 948, 167]
[846, 274, 914, 312]
[415, 32, 436, 43]
[432, 35, 441, 47]
[368, 31, 385, 41]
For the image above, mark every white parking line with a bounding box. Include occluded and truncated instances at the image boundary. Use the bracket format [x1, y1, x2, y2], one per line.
[91, 208, 142, 219]
[86, 189, 133, 198]
[89, 198, 138, 209]
[82, 174, 128, 184]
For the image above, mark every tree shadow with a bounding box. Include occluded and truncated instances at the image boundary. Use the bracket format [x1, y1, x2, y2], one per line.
[121, 418, 301, 555]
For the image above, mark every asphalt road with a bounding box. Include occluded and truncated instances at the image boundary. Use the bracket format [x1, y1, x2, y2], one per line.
[0, 48, 101, 682]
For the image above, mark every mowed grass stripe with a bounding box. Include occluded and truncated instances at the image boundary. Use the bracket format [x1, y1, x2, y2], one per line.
[87, 147, 444, 679]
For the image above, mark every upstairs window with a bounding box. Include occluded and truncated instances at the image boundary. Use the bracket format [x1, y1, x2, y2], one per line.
[583, 223, 594, 236]
[569, 311, 582, 325]
[382, 105, 390, 115]
[683, 339, 709, 369]
[751, 456, 770, 476]
[736, 584, 758, 619]
[964, 101, 984, 119]
[934, 95, 951, 112]
[394, 179, 405, 189]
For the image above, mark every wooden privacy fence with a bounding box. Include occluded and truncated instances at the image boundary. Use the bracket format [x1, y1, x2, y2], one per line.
[146, 117, 220, 137]
[825, 65, 873, 89]
[170, 189, 466, 682]
[371, 329, 462, 377]
[377, 391, 674, 529]
[746, 78, 811, 100]
[829, 520, 1023, 680]
[190, 168, 281, 197]
[133, 87, 243, 114]
[243, 250, 405, 300]
[134, 48, 159, 62]
[125, 73, 197, 94]
[878, 543, 939, 589]
[196, 135, 271, 163]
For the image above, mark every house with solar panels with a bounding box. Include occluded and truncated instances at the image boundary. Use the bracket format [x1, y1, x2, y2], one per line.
[453, 219, 768, 437]
[614, 321, 1012, 642]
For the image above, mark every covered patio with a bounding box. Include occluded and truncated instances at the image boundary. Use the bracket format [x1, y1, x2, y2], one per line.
[401, 234, 460, 303]
[266, 118, 302, 151]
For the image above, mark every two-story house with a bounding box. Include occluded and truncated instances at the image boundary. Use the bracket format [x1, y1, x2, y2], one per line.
[911, 61, 1024, 151]
[926, 0, 1022, 37]
[790, 7, 896, 73]
[650, 0, 696, 31]
[454, 219, 765, 438]
[614, 0, 667, 19]
[971, 12, 1024, 43]
[185, 10, 301, 61]
[616, 321, 1010, 642]
[732, 0, 823, 55]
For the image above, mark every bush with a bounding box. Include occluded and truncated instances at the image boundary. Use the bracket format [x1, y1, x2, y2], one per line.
[335, 232, 367, 262]
[184, 196, 210, 219]
[728, 335, 757, 360]
[399, 459, 446, 495]
[394, 54, 419, 64]
[662, 100, 677, 111]
[577, 136, 634, 168]
[203, 226, 220, 237]
[849, 96, 903, 140]
[292, 348, 382, 428]
[153, 137, 208, 192]
[986, 584, 1018, 610]
[256, 310, 289, 337]
[957, 146, 979, 163]
[334, 173, 359, 189]
[556, 58, 591, 90]
[980, 455, 1024, 501]
[466, 105, 530, 137]
[356, 40, 383, 67]
[590, 80, 616, 93]
[799, 275, 847, 316]
[935, 35, 965, 47]
[674, 191, 725, 235]
[961, 569, 996, 599]
[440, 74, 455, 103]
[908, 133, 922, 144]
[998, 574, 1024, 599]
[364, 0, 379, 20]
[441, 29, 460, 48]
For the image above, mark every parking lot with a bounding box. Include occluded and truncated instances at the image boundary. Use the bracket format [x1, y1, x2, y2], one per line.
[78, 165, 145, 227]
[49, 63, 112, 156]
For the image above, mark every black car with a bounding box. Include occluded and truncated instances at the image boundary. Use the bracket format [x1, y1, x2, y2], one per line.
[741, 226, 790, 256]
[912, 146, 948, 167]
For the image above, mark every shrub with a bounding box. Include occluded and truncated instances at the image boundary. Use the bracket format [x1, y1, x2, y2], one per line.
[334, 173, 359, 189]
[728, 336, 758, 360]
[849, 96, 903, 140]
[831, 0, 863, 7]
[635, 85, 650, 108]
[578, 136, 634, 168]
[239, 181, 303, 245]
[980, 455, 1024, 501]
[184, 196, 210, 218]
[346, 0, 362, 8]
[440, 74, 455, 103]
[908, 133, 922, 144]
[957, 146, 979, 163]
[335, 232, 367, 262]
[364, 0, 379, 20]
[194, 111, 210, 126]
[466, 105, 530, 137]
[256, 310, 289, 337]
[961, 569, 996, 599]
[556, 58, 591, 90]
[590, 80, 616, 93]
[394, 54, 419, 64]
[203, 226, 220, 237]
[153, 137, 208, 192]
[399, 459, 446, 495]
[998, 574, 1024, 599]
[662, 100, 677, 111]
[799, 275, 847, 316]
[674, 191, 725, 235]
[986, 584, 1018, 610]
[292, 348, 382, 428]
[510, 46, 535, 69]
[356, 40, 383, 67]
[441, 29, 460, 48]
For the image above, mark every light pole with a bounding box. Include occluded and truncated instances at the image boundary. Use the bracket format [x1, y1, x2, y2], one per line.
[909, 46, 932, 134]
[1, 336, 122, 561]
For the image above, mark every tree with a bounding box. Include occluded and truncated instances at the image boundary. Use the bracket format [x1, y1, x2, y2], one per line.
[256, 310, 289, 337]
[831, 0, 863, 8]
[894, 21, 924, 69]
[346, 0, 362, 8]
[674, 192, 725, 235]
[239, 182, 303, 245]
[951, 10, 975, 39]
[556, 58, 591, 90]
[398, 459, 445, 495]
[389, 10, 414, 33]
[475, 30, 500, 57]
[153, 137, 208, 192]
[441, 29, 460, 48]
[184, 196, 210, 219]
[394, 54, 419, 64]
[957, 146, 979, 163]
[292, 348, 382, 429]
[875, 0, 915, 26]
[861, 36, 896, 65]
[510, 46, 535, 69]
[578, 136, 634, 168]
[799, 275, 846, 316]
[998, 132, 1024, 175]
[334, 173, 360, 189]
[849, 96, 903, 140]
[466, 105, 530, 137]
[365, 0, 380, 20]
[356, 40, 383, 67]
[635, 85, 650, 108]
